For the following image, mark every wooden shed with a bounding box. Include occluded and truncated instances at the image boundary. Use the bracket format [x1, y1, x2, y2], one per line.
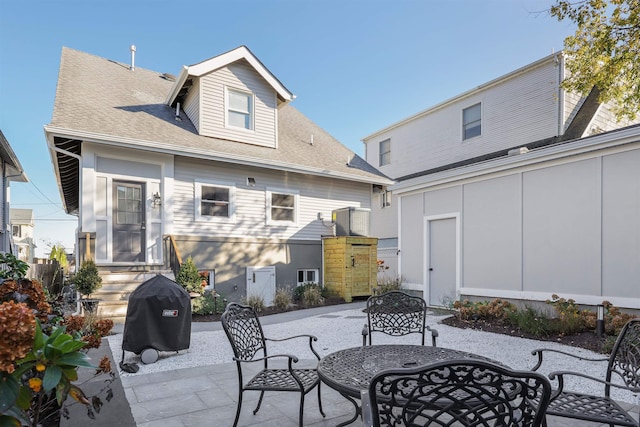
[323, 236, 378, 302]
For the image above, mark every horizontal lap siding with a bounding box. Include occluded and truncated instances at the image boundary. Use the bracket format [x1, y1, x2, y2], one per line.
[183, 78, 200, 132]
[172, 157, 370, 240]
[199, 61, 276, 147]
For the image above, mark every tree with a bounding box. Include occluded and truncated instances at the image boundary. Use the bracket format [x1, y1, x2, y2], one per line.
[549, 0, 639, 121]
[48, 244, 68, 269]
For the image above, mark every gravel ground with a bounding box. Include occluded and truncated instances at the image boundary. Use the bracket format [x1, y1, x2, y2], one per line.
[107, 306, 638, 404]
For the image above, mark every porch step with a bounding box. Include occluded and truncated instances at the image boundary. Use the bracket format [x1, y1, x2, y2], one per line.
[85, 270, 176, 321]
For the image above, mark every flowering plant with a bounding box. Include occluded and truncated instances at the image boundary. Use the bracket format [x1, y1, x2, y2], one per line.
[0, 269, 114, 426]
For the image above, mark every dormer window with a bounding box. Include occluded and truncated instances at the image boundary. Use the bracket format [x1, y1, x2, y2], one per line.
[227, 88, 254, 130]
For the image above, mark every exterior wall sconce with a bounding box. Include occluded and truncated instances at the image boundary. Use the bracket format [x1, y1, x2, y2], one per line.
[596, 304, 605, 338]
[247, 177, 256, 187]
[152, 192, 162, 208]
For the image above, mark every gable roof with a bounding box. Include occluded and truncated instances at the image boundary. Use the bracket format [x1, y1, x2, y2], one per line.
[45, 47, 391, 214]
[166, 45, 293, 107]
[0, 130, 28, 182]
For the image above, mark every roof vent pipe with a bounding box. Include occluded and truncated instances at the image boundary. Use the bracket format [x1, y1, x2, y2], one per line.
[130, 45, 136, 71]
[175, 102, 181, 121]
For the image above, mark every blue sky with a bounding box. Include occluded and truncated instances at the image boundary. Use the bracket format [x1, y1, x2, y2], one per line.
[0, 0, 574, 258]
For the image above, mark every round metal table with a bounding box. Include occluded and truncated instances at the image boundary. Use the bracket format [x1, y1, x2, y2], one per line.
[318, 345, 500, 426]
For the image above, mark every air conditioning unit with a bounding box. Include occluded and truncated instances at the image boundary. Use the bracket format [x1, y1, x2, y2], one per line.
[332, 207, 370, 237]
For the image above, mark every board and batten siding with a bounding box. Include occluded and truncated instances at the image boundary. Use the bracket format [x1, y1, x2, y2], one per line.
[198, 60, 277, 147]
[398, 143, 640, 308]
[367, 59, 561, 180]
[172, 157, 371, 240]
[182, 78, 200, 132]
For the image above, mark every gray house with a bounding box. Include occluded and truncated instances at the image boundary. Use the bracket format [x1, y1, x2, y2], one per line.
[45, 46, 391, 317]
[363, 52, 640, 310]
[0, 130, 28, 255]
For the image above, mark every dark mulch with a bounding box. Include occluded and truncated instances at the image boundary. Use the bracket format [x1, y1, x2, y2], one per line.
[440, 316, 607, 353]
[192, 297, 351, 322]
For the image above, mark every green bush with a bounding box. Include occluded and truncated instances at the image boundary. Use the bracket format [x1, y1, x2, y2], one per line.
[176, 256, 201, 294]
[293, 283, 327, 302]
[192, 291, 225, 315]
[74, 260, 102, 298]
[274, 289, 292, 311]
[507, 305, 554, 337]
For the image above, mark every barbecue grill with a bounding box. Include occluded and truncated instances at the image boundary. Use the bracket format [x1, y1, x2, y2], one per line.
[121, 274, 191, 365]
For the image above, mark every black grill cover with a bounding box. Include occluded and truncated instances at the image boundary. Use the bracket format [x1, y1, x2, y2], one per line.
[122, 275, 191, 354]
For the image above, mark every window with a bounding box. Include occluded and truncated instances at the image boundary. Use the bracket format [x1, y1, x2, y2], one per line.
[268, 190, 297, 223]
[227, 88, 253, 130]
[297, 269, 319, 285]
[195, 182, 235, 221]
[379, 139, 391, 166]
[463, 103, 481, 140]
[380, 190, 391, 208]
[12, 225, 21, 237]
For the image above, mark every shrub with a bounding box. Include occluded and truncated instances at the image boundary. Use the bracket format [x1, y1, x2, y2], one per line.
[192, 291, 225, 315]
[244, 295, 265, 313]
[274, 289, 292, 311]
[293, 283, 327, 302]
[302, 286, 324, 307]
[376, 274, 404, 294]
[453, 298, 516, 321]
[546, 294, 589, 335]
[507, 305, 554, 337]
[74, 260, 102, 298]
[176, 256, 201, 294]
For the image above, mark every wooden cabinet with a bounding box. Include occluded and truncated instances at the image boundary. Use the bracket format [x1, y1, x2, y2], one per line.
[323, 236, 377, 302]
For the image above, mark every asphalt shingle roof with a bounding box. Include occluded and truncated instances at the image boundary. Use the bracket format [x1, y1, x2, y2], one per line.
[49, 47, 390, 185]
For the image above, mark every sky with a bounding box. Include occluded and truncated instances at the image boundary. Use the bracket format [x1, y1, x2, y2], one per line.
[0, 0, 575, 258]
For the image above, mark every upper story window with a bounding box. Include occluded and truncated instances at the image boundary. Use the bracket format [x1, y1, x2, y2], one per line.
[267, 189, 297, 224]
[195, 181, 235, 221]
[380, 190, 392, 208]
[463, 103, 482, 140]
[12, 225, 21, 237]
[227, 88, 253, 130]
[379, 139, 391, 166]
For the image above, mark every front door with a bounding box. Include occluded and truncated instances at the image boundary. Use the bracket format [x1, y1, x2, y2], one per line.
[427, 217, 457, 306]
[113, 181, 145, 262]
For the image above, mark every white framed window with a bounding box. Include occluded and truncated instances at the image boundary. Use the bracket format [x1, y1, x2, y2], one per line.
[297, 269, 319, 285]
[463, 103, 482, 140]
[380, 190, 391, 208]
[12, 225, 21, 237]
[195, 181, 235, 221]
[226, 87, 254, 130]
[267, 189, 298, 224]
[379, 139, 391, 166]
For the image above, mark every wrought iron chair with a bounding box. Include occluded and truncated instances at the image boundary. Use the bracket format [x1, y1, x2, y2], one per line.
[362, 291, 438, 346]
[221, 302, 325, 427]
[531, 318, 640, 427]
[361, 359, 552, 426]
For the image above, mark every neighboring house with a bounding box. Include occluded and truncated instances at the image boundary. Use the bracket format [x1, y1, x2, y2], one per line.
[45, 46, 391, 315]
[9, 208, 36, 262]
[0, 130, 28, 256]
[363, 52, 640, 310]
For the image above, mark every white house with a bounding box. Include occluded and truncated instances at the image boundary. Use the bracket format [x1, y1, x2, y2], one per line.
[363, 52, 640, 309]
[0, 130, 28, 256]
[9, 208, 36, 262]
[45, 46, 392, 316]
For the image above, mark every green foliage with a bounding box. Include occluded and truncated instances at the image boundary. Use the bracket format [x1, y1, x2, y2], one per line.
[73, 260, 102, 298]
[293, 283, 327, 302]
[191, 291, 225, 315]
[0, 253, 29, 280]
[545, 294, 588, 335]
[453, 298, 517, 321]
[507, 306, 555, 337]
[244, 295, 265, 313]
[175, 257, 202, 294]
[274, 289, 292, 311]
[48, 245, 68, 269]
[0, 320, 108, 426]
[550, 0, 639, 121]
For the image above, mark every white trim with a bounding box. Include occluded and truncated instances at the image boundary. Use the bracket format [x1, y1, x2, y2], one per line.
[424, 213, 461, 306]
[225, 86, 255, 132]
[266, 188, 298, 226]
[297, 268, 319, 285]
[460, 287, 640, 310]
[44, 126, 394, 186]
[194, 180, 236, 223]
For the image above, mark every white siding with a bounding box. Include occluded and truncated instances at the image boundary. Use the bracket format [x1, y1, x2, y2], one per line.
[198, 61, 277, 147]
[365, 59, 561, 180]
[183, 78, 200, 132]
[173, 157, 370, 240]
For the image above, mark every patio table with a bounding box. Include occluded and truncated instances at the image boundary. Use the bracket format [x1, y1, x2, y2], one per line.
[317, 344, 502, 426]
